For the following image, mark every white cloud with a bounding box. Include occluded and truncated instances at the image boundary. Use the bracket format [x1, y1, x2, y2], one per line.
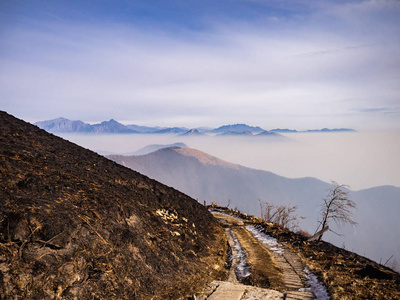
[1, 1, 399, 129]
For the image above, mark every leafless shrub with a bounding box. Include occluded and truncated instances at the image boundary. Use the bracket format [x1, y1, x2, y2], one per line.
[258, 199, 302, 231]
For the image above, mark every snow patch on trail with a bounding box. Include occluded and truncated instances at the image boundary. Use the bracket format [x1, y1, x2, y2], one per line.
[229, 229, 251, 280]
[300, 267, 330, 300]
[247, 225, 329, 299]
[246, 225, 284, 254]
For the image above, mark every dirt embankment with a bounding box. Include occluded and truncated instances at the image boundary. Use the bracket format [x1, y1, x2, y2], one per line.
[0, 111, 228, 299]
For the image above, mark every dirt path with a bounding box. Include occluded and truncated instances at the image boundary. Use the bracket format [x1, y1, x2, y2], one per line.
[194, 212, 319, 300]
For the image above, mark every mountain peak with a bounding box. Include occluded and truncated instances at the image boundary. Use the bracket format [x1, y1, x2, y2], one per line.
[105, 118, 118, 123]
[174, 148, 239, 169]
[180, 128, 205, 136]
[212, 124, 265, 134]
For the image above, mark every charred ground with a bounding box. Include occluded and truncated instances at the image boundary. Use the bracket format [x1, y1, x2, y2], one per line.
[0, 111, 227, 299]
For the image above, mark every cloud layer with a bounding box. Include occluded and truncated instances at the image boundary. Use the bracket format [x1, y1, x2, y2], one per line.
[1, 0, 399, 129]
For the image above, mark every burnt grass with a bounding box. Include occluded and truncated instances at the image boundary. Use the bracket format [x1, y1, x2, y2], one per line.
[212, 206, 400, 300]
[0, 111, 228, 299]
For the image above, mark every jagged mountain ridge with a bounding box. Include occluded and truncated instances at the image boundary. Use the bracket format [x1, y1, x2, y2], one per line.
[271, 128, 356, 133]
[180, 129, 205, 136]
[35, 117, 355, 136]
[35, 118, 138, 134]
[210, 124, 265, 134]
[35, 117, 92, 133]
[108, 147, 400, 271]
[91, 119, 136, 133]
[126, 124, 165, 133]
[0, 111, 226, 299]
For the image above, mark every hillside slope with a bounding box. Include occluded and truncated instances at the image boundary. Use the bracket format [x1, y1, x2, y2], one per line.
[108, 147, 331, 218]
[0, 112, 226, 299]
[108, 147, 400, 271]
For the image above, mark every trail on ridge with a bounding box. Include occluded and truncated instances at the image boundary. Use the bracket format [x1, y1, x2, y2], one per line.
[194, 212, 324, 300]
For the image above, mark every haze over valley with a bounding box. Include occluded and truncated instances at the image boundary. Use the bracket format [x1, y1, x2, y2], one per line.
[106, 145, 400, 271]
[56, 127, 400, 191]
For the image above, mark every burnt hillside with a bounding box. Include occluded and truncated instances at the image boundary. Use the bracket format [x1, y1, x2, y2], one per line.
[0, 111, 227, 299]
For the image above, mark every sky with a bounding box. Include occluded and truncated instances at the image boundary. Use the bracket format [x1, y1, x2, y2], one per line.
[1, 0, 400, 130]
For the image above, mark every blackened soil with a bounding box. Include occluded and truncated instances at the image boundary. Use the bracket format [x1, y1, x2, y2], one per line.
[0, 111, 227, 299]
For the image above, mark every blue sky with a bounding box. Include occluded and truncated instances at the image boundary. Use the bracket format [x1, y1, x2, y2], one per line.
[1, 0, 400, 130]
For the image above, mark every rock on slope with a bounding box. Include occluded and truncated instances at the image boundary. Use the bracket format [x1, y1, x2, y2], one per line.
[0, 111, 226, 299]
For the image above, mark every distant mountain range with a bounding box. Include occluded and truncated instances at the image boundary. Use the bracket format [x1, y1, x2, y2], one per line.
[108, 147, 400, 270]
[35, 118, 138, 134]
[271, 128, 356, 133]
[210, 124, 265, 134]
[34, 118, 355, 136]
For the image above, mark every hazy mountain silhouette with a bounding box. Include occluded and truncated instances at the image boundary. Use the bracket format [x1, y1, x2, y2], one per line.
[91, 119, 137, 133]
[35, 117, 93, 133]
[210, 124, 265, 134]
[134, 143, 188, 155]
[270, 128, 356, 133]
[126, 124, 164, 133]
[153, 127, 188, 134]
[255, 130, 285, 138]
[35, 118, 137, 134]
[305, 128, 356, 132]
[108, 147, 400, 270]
[35, 118, 355, 136]
[180, 129, 205, 136]
[218, 131, 254, 136]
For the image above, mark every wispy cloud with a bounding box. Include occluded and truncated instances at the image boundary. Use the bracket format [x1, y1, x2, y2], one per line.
[0, 1, 399, 129]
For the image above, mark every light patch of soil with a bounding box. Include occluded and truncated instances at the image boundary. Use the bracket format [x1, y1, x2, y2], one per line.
[233, 227, 285, 291]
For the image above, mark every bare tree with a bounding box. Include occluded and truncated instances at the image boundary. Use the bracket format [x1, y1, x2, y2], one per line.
[258, 199, 301, 231]
[316, 181, 357, 241]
